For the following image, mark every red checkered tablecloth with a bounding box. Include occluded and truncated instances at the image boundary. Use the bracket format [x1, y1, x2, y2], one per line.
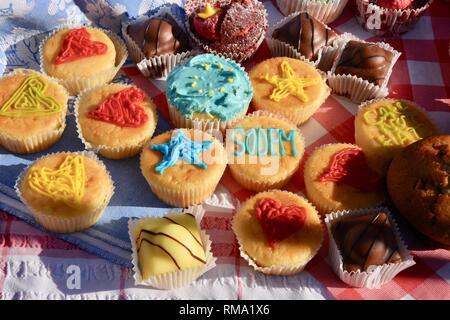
[0, 0, 449, 300]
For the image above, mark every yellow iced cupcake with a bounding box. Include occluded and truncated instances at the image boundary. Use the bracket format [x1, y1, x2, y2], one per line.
[0, 70, 68, 154]
[17, 152, 114, 233]
[249, 57, 330, 125]
[76, 84, 157, 159]
[232, 190, 323, 275]
[41, 26, 127, 95]
[304, 143, 384, 214]
[355, 98, 439, 175]
[140, 129, 227, 207]
[227, 111, 304, 191]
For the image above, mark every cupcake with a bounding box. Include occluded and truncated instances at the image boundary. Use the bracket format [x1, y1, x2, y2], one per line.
[249, 57, 330, 125]
[232, 190, 323, 275]
[166, 54, 253, 132]
[140, 129, 227, 207]
[41, 26, 127, 95]
[227, 111, 305, 191]
[129, 206, 216, 289]
[123, 5, 193, 79]
[304, 143, 384, 214]
[268, 12, 339, 72]
[356, 0, 432, 36]
[276, 0, 349, 24]
[387, 135, 450, 247]
[325, 207, 415, 288]
[185, 0, 268, 63]
[328, 40, 401, 103]
[16, 152, 114, 233]
[75, 84, 158, 160]
[0, 69, 69, 154]
[355, 98, 439, 175]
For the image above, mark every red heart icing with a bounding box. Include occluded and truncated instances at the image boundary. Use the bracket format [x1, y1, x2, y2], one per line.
[320, 147, 380, 192]
[255, 198, 307, 248]
[55, 28, 107, 64]
[87, 87, 148, 128]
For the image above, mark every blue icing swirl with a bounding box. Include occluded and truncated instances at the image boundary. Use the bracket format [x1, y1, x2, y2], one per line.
[166, 54, 253, 121]
[151, 130, 213, 174]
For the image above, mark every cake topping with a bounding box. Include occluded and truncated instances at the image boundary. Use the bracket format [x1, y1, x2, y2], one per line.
[167, 54, 253, 121]
[362, 100, 432, 147]
[272, 12, 337, 61]
[135, 213, 206, 278]
[87, 87, 148, 128]
[55, 27, 108, 64]
[230, 128, 298, 157]
[151, 130, 213, 174]
[334, 40, 394, 87]
[197, 3, 219, 19]
[375, 0, 413, 10]
[0, 75, 62, 117]
[28, 155, 85, 205]
[331, 212, 402, 272]
[192, 3, 224, 41]
[127, 15, 191, 58]
[255, 198, 307, 248]
[260, 60, 320, 102]
[320, 147, 381, 191]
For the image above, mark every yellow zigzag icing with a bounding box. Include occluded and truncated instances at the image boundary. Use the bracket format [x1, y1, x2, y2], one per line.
[260, 60, 320, 103]
[28, 155, 85, 204]
[0, 75, 62, 117]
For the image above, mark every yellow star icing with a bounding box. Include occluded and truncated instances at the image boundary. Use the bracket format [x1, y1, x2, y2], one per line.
[260, 61, 320, 103]
[28, 155, 86, 205]
[197, 3, 218, 20]
[0, 75, 62, 117]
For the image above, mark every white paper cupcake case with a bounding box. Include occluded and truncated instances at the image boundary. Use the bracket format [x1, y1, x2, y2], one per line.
[15, 151, 115, 233]
[39, 24, 128, 96]
[227, 110, 306, 192]
[328, 39, 401, 103]
[324, 207, 416, 289]
[74, 84, 158, 160]
[184, 0, 268, 63]
[356, 0, 433, 36]
[304, 142, 386, 214]
[128, 206, 217, 289]
[232, 190, 324, 275]
[0, 69, 69, 154]
[276, 0, 349, 24]
[121, 6, 196, 80]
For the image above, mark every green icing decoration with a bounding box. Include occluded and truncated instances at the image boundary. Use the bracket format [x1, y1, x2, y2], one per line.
[166, 54, 253, 121]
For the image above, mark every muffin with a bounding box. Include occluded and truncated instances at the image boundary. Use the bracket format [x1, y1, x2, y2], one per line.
[232, 190, 323, 275]
[276, 0, 349, 24]
[0, 70, 68, 154]
[16, 152, 114, 233]
[129, 206, 216, 289]
[356, 0, 432, 36]
[140, 129, 227, 207]
[304, 143, 384, 214]
[355, 98, 439, 175]
[166, 54, 253, 132]
[185, 0, 268, 62]
[75, 84, 158, 159]
[227, 111, 305, 191]
[325, 208, 415, 288]
[123, 6, 193, 79]
[41, 26, 127, 95]
[387, 135, 450, 247]
[269, 12, 339, 71]
[249, 57, 330, 125]
[328, 40, 401, 103]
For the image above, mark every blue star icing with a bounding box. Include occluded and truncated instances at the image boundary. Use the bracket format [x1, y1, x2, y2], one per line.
[151, 130, 214, 174]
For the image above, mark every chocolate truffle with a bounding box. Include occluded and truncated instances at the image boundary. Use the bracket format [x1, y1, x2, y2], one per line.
[334, 40, 394, 87]
[331, 212, 402, 272]
[127, 15, 191, 59]
[272, 12, 337, 61]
